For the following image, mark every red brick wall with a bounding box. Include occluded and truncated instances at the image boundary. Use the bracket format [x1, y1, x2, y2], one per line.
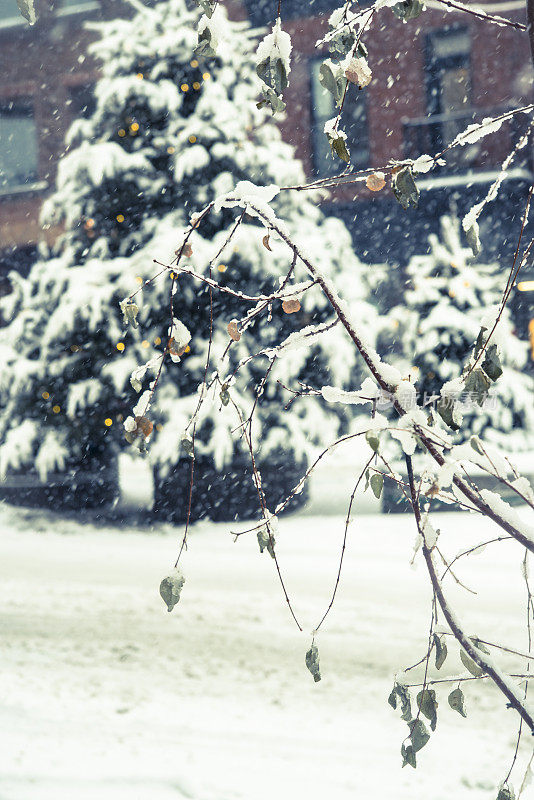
[0, 0, 531, 250]
[0, 0, 121, 250]
[282, 6, 531, 204]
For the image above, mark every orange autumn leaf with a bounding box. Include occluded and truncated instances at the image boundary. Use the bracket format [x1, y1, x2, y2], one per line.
[366, 172, 386, 192]
[282, 298, 301, 314]
[175, 243, 193, 258]
[262, 234, 272, 251]
[344, 57, 372, 88]
[135, 416, 153, 438]
[227, 320, 241, 341]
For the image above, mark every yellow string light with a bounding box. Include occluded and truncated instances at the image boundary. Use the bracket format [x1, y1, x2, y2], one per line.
[136, 73, 144, 80]
[193, 81, 201, 91]
[154, 337, 161, 346]
[136, 276, 143, 284]
[104, 418, 113, 427]
[188, 135, 197, 144]
[52, 405, 61, 414]
[130, 122, 139, 132]
[141, 340, 150, 348]
[184, 345, 190, 354]
[116, 342, 125, 352]
[42, 391, 50, 400]
[118, 129, 126, 137]
[202, 72, 210, 80]
[116, 214, 125, 223]
[190, 59, 198, 68]
[217, 264, 227, 273]
[167, 146, 175, 154]
[85, 218, 95, 229]
[180, 83, 189, 92]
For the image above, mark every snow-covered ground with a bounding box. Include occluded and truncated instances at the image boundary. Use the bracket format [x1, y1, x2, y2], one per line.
[2, 453, 534, 800]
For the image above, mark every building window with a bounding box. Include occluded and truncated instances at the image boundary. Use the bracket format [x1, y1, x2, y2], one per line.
[310, 59, 369, 178]
[425, 27, 472, 160]
[0, 101, 39, 191]
[427, 27, 471, 115]
[0, 0, 23, 24]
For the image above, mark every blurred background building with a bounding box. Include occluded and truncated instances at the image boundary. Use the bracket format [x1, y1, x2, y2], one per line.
[0, 0, 533, 347]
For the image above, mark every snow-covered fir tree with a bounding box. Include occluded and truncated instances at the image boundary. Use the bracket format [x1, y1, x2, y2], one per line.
[0, 0, 376, 517]
[382, 216, 534, 450]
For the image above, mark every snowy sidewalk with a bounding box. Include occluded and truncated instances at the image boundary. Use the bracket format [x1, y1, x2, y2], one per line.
[1, 503, 534, 799]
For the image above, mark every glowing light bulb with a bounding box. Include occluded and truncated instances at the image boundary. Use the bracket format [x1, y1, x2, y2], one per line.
[104, 418, 113, 427]
[116, 214, 125, 223]
[116, 342, 125, 352]
[52, 405, 61, 414]
[188, 135, 197, 144]
[42, 391, 50, 400]
[181, 83, 189, 92]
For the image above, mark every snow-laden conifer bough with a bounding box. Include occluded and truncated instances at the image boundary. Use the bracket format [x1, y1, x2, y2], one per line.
[0, 0, 368, 520]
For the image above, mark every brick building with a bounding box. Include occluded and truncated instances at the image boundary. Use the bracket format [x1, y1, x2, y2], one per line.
[243, 0, 534, 343]
[1, 0, 533, 339]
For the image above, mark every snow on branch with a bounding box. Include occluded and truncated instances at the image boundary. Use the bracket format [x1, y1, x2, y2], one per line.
[256, 19, 292, 114]
[462, 120, 534, 255]
[445, 106, 534, 153]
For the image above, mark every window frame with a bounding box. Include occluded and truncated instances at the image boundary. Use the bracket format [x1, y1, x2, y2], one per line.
[425, 26, 472, 117]
[309, 55, 370, 179]
[0, 98, 40, 194]
[0, 0, 26, 29]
